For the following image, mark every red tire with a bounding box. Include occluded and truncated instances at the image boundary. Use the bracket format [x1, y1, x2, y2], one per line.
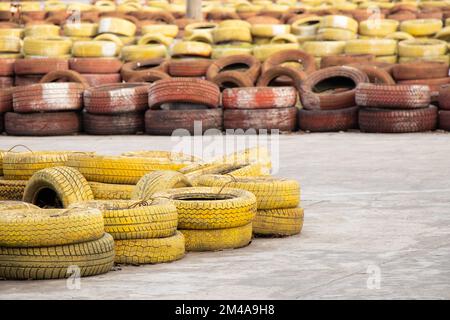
[438, 85, 450, 110]
[211, 71, 254, 90]
[223, 107, 298, 132]
[392, 61, 449, 81]
[222, 87, 297, 109]
[4, 112, 81, 136]
[121, 58, 169, 81]
[321, 54, 374, 69]
[298, 106, 359, 132]
[14, 75, 42, 86]
[359, 106, 438, 133]
[13, 83, 85, 113]
[69, 58, 123, 74]
[438, 110, 450, 131]
[83, 111, 144, 135]
[262, 49, 316, 75]
[168, 58, 213, 77]
[82, 73, 122, 87]
[14, 58, 69, 75]
[206, 55, 261, 82]
[0, 87, 12, 113]
[257, 66, 307, 87]
[148, 78, 220, 109]
[39, 70, 89, 88]
[84, 83, 151, 114]
[145, 109, 223, 135]
[0, 76, 13, 88]
[0, 58, 15, 76]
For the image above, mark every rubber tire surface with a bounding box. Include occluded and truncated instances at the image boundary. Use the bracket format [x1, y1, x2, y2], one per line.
[83, 112, 145, 135]
[0, 179, 27, 201]
[438, 110, 450, 131]
[222, 87, 297, 109]
[4, 112, 81, 136]
[253, 207, 304, 237]
[298, 106, 359, 132]
[223, 107, 297, 132]
[89, 182, 134, 200]
[132, 170, 192, 200]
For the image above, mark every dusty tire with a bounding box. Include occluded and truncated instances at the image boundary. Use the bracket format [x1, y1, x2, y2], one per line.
[299, 66, 369, 110]
[0, 88, 12, 113]
[69, 199, 178, 240]
[195, 175, 300, 210]
[346, 64, 395, 85]
[257, 65, 307, 87]
[392, 61, 449, 81]
[211, 70, 255, 89]
[83, 112, 144, 135]
[438, 85, 450, 110]
[0, 58, 15, 76]
[355, 83, 431, 109]
[253, 207, 304, 237]
[145, 108, 223, 135]
[69, 58, 123, 74]
[39, 70, 89, 88]
[223, 107, 297, 132]
[298, 106, 359, 132]
[82, 73, 122, 87]
[132, 170, 192, 200]
[359, 106, 438, 133]
[0, 201, 38, 210]
[181, 223, 252, 252]
[4, 112, 81, 136]
[320, 54, 374, 69]
[22, 166, 94, 208]
[262, 49, 316, 75]
[148, 78, 220, 109]
[0, 233, 114, 280]
[438, 110, 450, 130]
[114, 231, 185, 265]
[0, 179, 27, 201]
[89, 182, 134, 200]
[154, 187, 257, 230]
[222, 87, 297, 109]
[206, 54, 261, 82]
[121, 58, 168, 81]
[14, 58, 68, 75]
[168, 58, 212, 77]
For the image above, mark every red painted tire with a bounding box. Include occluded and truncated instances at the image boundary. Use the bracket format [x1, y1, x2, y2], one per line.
[438, 110, 450, 131]
[206, 55, 261, 82]
[0, 87, 12, 113]
[69, 58, 123, 74]
[262, 49, 316, 75]
[0, 76, 13, 88]
[4, 112, 82, 136]
[392, 61, 449, 81]
[83, 111, 144, 135]
[168, 58, 213, 77]
[84, 83, 151, 114]
[438, 85, 450, 110]
[0, 58, 15, 76]
[14, 75, 42, 86]
[355, 83, 431, 109]
[359, 106, 438, 133]
[82, 73, 122, 87]
[145, 108, 223, 135]
[211, 71, 254, 90]
[346, 64, 395, 85]
[223, 107, 298, 132]
[222, 87, 297, 109]
[298, 106, 359, 132]
[148, 78, 220, 109]
[14, 58, 69, 75]
[13, 83, 85, 113]
[321, 54, 374, 69]
[299, 66, 369, 110]
[257, 66, 307, 87]
[121, 58, 169, 82]
[39, 70, 89, 88]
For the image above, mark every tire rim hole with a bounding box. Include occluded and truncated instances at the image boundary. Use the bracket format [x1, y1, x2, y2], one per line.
[34, 188, 63, 209]
[313, 76, 356, 93]
[173, 194, 234, 201]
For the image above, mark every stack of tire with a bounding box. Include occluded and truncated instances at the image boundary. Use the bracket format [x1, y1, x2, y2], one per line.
[145, 78, 222, 135]
[437, 85, 450, 131]
[121, 58, 170, 82]
[195, 175, 303, 238]
[4, 70, 85, 136]
[154, 186, 257, 252]
[345, 39, 398, 64]
[69, 199, 185, 265]
[0, 57, 15, 89]
[298, 66, 369, 132]
[0, 87, 11, 132]
[398, 38, 448, 65]
[13, 57, 68, 86]
[356, 83, 438, 133]
[83, 83, 150, 135]
[0, 35, 20, 88]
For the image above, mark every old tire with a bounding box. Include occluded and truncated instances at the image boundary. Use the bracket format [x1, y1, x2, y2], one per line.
[83, 112, 145, 135]
[222, 87, 297, 109]
[132, 170, 192, 200]
[298, 106, 359, 132]
[253, 207, 304, 237]
[89, 182, 134, 200]
[223, 107, 297, 132]
[4, 112, 81, 136]
[0, 179, 27, 201]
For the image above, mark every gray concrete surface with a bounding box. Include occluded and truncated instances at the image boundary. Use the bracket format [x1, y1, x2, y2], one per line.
[0, 132, 450, 299]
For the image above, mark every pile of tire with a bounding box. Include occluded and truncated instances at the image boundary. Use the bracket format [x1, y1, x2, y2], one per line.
[0, 58, 15, 89]
[13, 58, 69, 87]
[356, 83, 438, 133]
[298, 66, 369, 132]
[145, 77, 222, 135]
[69, 57, 123, 87]
[438, 85, 450, 131]
[195, 175, 303, 237]
[83, 83, 150, 135]
[4, 70, 86, 136]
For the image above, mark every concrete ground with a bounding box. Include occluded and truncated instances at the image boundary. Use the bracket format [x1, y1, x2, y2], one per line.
[0, 132, 450, 299]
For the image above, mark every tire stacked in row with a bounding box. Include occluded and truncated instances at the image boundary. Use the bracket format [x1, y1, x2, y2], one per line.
[4, 70, 86, 136]
[14, 58, 68, 86]
[356, 83, 438, 133]
[69, 57, 123, 87]
[83, 83, 150, 135]
[145, 78, 222, 135]
[121, 58, 170, 82]
[0, 58, 15, 88]
[437, 85, 450, 131]
[298, 66, 369, 132]
[195, 175, 304, 237]
[69, 199, 185, 265]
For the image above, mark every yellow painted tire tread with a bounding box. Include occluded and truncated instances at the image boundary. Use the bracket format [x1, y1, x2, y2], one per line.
[253, 207, 304, 236]
[132, 170, 192, 200]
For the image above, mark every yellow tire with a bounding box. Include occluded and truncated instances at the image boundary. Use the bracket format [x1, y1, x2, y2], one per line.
[303, 40, 346, 57]
[171, 41, 212, 57]
[181, 223, 253, 252]
[434, 26, 450, 41]
[271, 33, 299, 44]
[141, 24, 179, 38]
[95, 0, 116, 12]
[69, 199, 178, 240]
[0, 36, 21, 53]
[0, 207, 103, 247]
[154, 187, 257, 229]
[0, 179, 27, 201]
[219, 19, 251, 29]
[122, 150, 199, 163]
[2, 151, 71, 181]
[114, 231, 185, 265]
[344, 39, 397, 55]
[138, 33, 173, 47]
[89, 182, 134, 200]
[398, 55, 450, 64]
[211, 44, 253, 59]
[22, 37, 72, 57]
[184, 22, 218, 37]
[253, 207, 304, 236]
[63, 23, 98, 37]
[0, 233, 114, 280]
[0, 53, 23, 59]
[251, 24, 291, 38]
[296, 35, 317, 43]
[385, 31, 414, 41]
[212, 27, 252, 44]
[291, 16, 322, 36]
[316, 28, 357, 41]
[22, 166, 94, 208]
[185, 32, 214, 44]
[216, 146, 272, 174]
[0, 201, 38, 210]
[400, 19, 443, 37]
[132, 170, 192, 200]
[253, 43, 299, 61]
[24, 24, 60, 38]
[0, 28, 23, 38]
[374, 55, 397, 63]
[359, 19, 399, 37]
[121, 44, 167, 61]
[98, 17, 137, 37]
[66, 154, 186, 184]
[195, 175, 300, 210]
[320, 15, 358, 33]
[72, 40, 119, 57]
[93, 33, 124, 47]
[398, 39, 447, 57]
